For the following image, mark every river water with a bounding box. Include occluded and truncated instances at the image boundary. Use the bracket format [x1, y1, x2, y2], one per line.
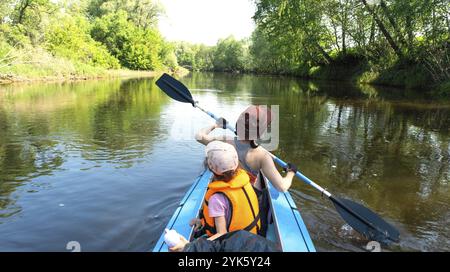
[0, 72, 449, 251]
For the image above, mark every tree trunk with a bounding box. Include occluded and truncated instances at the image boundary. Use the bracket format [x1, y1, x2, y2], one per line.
[360, 0, 404, 59]
[315, 42, 333, 64]
[342, 27, 347, 55]
[16, 0, 31, 25]
[331, 19, 341, 51]
[369, 13, 376, 44]
[341, 0, 349, 55]
[379, 0, 408, 49]
[405, 14, 414, 52]
[447, 10, 450, 34]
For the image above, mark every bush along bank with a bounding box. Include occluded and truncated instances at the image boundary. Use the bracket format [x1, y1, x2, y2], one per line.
[306, 56, 449, 95]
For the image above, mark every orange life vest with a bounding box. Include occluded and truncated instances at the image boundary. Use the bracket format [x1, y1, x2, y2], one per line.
[200, 169, 261, 237]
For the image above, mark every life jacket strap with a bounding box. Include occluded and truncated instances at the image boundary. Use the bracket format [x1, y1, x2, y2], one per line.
[241, 186, 260, 234]
[243, 211, 261, 233]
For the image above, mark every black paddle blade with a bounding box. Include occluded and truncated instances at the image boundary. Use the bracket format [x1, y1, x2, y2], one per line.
[155, 73, 195, 106]
[331, 196, 400, 244]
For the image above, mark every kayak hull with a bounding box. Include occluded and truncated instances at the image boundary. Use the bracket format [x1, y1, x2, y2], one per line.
[152, 169, 315, 252]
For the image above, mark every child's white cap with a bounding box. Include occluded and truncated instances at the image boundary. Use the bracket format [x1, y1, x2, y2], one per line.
[205, 141, 239, 175]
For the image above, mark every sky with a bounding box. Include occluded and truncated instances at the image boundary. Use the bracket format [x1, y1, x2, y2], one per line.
[157, 0, 256, 46]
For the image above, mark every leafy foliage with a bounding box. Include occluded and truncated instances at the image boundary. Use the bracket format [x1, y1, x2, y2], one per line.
[45, 15, 120, 69]
[91, 11, 163, 70]
[174, 42, 214, 71]
[213, 36, 249, 72]
[0, 0, 448, 92]
[87, 0, 162, 29]
[251, 0, 449, 86]
[0, 0, 175, 73]
[174, 37, 250, 72]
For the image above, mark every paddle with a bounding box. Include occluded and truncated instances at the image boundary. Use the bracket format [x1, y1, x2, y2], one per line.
[155, 73, 400, 244]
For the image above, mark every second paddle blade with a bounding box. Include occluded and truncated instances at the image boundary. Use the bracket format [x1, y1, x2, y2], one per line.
[332, 197, 400, 244]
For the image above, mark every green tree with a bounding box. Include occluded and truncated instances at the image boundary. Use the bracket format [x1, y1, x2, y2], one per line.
[45, 14, 120, 69]
[194, 44, 214, 71]
[91, 11, 163, 70]
[87, 0, 163, 29]
[0, 1, 13, 22]
[159, 41, 178, 70]
[250, 27, 291, 73]
[174, 42, 214, 71]
[10, 0, 57, 44]
[213, 36, 248, 72]
[254, 0, 334, 68]
[174, 42, 197, 69]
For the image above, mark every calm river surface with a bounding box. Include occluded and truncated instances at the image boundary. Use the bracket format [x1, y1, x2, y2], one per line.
[0, 72, 449, 251]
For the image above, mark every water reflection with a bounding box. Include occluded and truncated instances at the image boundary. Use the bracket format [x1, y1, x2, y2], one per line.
[0, 78, 168, 218]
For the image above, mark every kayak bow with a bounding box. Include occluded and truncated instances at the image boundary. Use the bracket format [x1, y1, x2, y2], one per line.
[153, 169, 315, 252]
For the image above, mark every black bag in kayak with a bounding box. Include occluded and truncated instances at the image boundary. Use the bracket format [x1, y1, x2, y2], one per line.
[183, 230, 281, 252]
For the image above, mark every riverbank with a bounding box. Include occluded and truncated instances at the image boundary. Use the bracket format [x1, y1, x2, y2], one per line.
[0, 66, 189, 85]
[0, 70, 157, 84]
[302, 59, 450, 96]
[232, 64, 449, 96]
[201, 65, 449, 97]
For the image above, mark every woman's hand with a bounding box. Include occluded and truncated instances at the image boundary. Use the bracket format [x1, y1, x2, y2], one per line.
[260, 152, 296, 192]
[215, 117, 228, 129]
[169, 235, 189, 252]
[283, 162, 298, 173]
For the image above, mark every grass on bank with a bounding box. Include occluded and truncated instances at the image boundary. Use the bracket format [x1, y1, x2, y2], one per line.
[0, 45, 187, 83]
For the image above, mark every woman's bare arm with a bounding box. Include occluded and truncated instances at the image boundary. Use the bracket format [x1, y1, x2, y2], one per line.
[195, 122, 233, 146]
[260, 152, 295, 192]
[195, 124, 218, 145]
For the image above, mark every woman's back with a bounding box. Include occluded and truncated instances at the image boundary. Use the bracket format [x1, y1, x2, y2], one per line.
[232, 138, 261, 179]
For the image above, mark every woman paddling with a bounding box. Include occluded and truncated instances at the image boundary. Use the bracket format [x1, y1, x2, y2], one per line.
[195, 106, 298, 236]
[196, 105, 297, 192]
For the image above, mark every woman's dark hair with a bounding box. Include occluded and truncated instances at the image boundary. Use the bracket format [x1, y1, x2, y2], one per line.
[249, 140, 259, 149]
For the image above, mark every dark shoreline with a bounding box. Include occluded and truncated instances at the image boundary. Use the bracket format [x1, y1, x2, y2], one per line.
[0, 70, 158, 85]
[186, 68, 449, 96]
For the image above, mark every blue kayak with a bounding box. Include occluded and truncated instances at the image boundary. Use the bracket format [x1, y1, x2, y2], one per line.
[153, 169, 315, 252]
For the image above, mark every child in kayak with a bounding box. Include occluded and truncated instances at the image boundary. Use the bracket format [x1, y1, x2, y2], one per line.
[170, 141, 261, 251]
